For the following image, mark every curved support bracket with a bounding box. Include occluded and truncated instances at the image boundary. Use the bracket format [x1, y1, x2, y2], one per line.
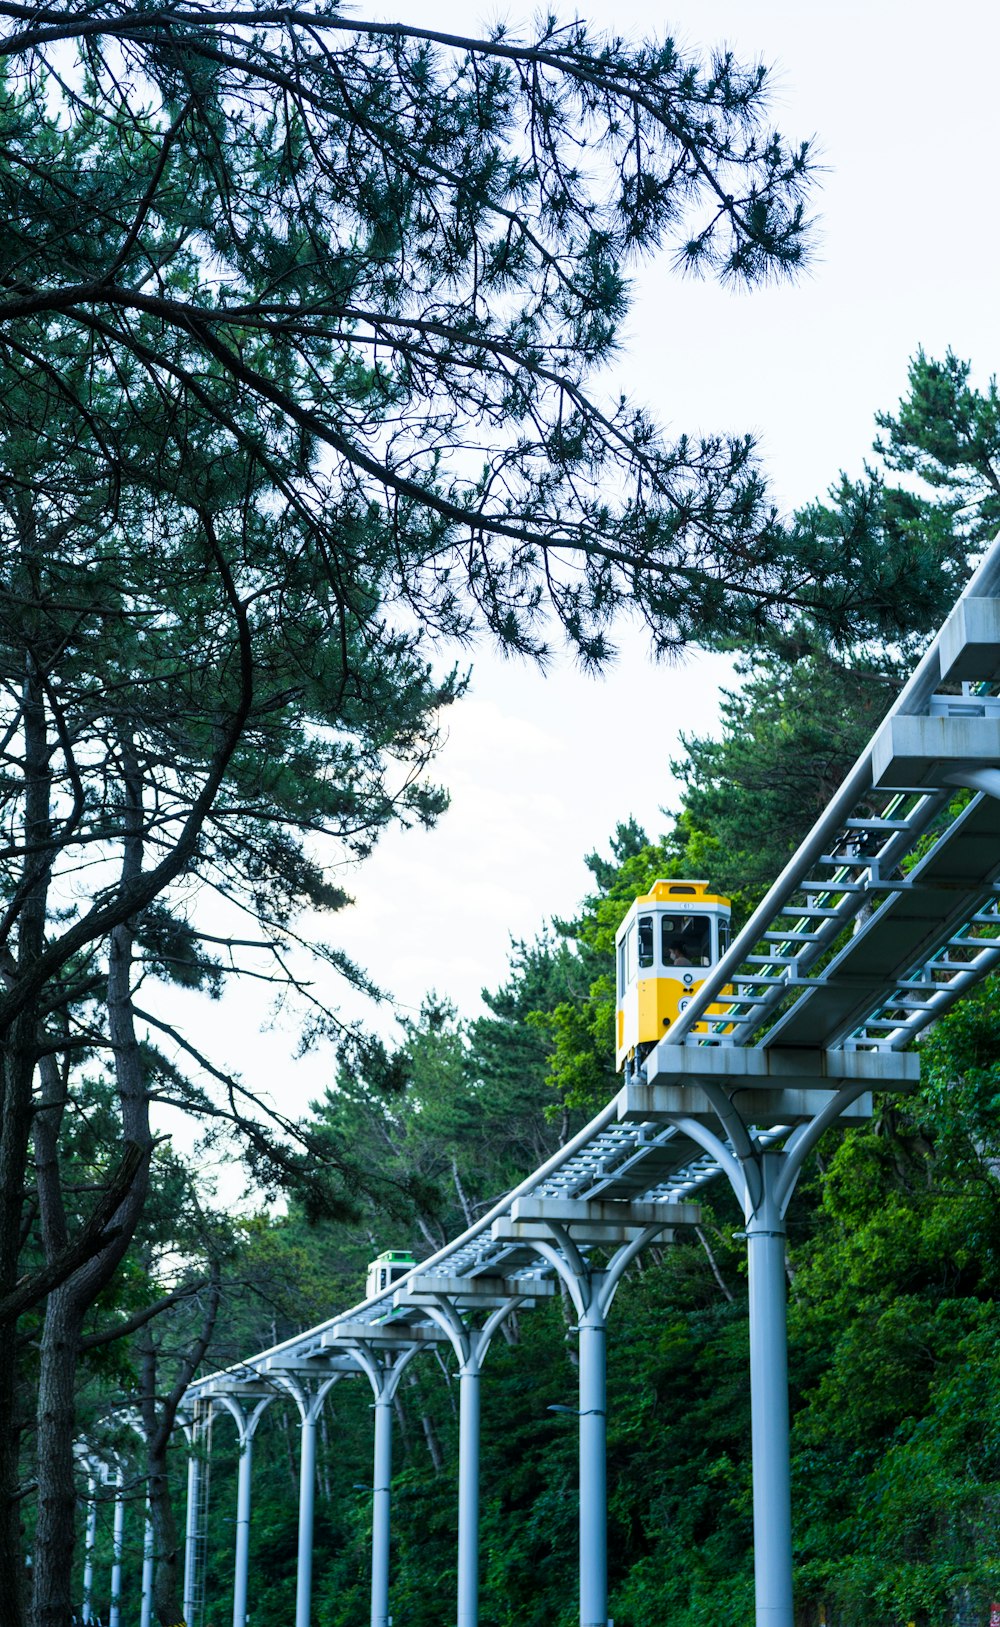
[775, 1084, 867, 1215]
[421, 1299, 469, 1367]
[520, 1235, 587, 1320]
[697, 1078, 760, 1165]
[944, 767, 1000, 801]
[696, 1079, 766, 1211]
[662, 1113, 746, 1206]
[599, 1225, 662, 1320]
[479, 1294, 524, 1357]
[273, 1370, 341, 1423]
[547, 1220, 587, 1284]
[214, 1390, 274, 1446]
[349, 1342, 420, 1404]
[422, 1294, 526, 1374]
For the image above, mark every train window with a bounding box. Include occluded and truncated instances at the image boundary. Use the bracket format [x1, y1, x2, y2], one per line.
[661, 914, 712, 967]
[617, 939, 626, 999]
[625, 924, 637, 985]
[637, 915, 654, 968]
[718, 919, 730, 958]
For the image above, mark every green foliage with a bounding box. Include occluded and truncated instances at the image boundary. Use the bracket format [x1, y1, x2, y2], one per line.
[672, 653, 901, 911]
[535, 821, 686, 1114]
[13, 108, 1000, 1610]
[0, 5, 854, 666]
[876, 349, 1000, 539]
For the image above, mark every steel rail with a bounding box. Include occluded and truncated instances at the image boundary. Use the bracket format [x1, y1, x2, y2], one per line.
[665, 533, 1000, 1047]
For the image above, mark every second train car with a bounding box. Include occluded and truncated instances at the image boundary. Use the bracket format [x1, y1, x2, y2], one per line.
[615, 879, 731, 1073]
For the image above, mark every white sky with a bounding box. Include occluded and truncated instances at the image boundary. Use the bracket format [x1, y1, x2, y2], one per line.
[156, 0, 1000, 1134]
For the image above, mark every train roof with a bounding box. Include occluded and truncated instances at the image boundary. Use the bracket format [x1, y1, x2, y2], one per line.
[615, 880, 731, 941]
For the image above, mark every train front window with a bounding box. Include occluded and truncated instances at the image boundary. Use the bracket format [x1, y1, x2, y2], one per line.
[637, 915, 654, 969]
[661, 914, 712, 967]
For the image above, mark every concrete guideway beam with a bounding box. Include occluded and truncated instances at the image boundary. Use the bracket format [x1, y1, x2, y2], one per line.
[936, 594, 1000, 684]
[493, 1216, 676, 1247]
[401, 1271, 557, 1301]
[642, 1044, 920, 1095]
[194, 1378, 276, 1398]
[321, 1320, 446, 1347]
[258, 1353, 361, 1376]
[873, 711, 1000, 790]
[511, 1195, 701, 1227]
[621, 1085, 880, 1127]
[400, 1288, 550, 1310]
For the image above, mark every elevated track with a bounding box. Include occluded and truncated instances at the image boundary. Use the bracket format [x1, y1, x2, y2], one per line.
[186, 537, 1000, 1627]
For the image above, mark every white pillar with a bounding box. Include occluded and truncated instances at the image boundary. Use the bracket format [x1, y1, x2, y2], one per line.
[183, 1451, 200, 1625]
[746, 1154, 794, 1627]
[140, 1496, 154, 1627]
[81, 1475, 97, 1625]
[232, 1435, 255, 1627]
[109, 1468, 125, 1627]
[457, 1364, 481, 1627]
[578, 1312, 608, 1627]
[295, 1407, 317, 1627]
[370, 1396, 393, 1627]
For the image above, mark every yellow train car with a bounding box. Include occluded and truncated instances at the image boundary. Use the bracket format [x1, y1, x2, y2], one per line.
[615, 879, 732, 1073]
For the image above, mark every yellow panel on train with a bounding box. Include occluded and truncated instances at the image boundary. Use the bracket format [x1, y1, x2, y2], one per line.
[615, 879, 732, 1072]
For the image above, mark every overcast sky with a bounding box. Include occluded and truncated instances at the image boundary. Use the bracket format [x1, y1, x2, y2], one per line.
[157, 0, 1000, 1137]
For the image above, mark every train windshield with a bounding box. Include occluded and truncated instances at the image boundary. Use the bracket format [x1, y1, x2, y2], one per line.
[661, 914, 712, 967]
[637, 915, 654, 968]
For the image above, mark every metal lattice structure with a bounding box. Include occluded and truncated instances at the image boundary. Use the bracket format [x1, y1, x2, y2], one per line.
[184, 539, 1000, 1627]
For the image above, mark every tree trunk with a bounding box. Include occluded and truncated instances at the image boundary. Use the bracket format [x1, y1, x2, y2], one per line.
[148, 1436, 182, 1627]
[0, 1306, 29, 1627]
[31, 745, 152, 1627]
[138, 1256, 221, 1626]
[0, 1041, 38, 1627]
[32, 1288, 86, 1627]
[1, 623, 57, 1627]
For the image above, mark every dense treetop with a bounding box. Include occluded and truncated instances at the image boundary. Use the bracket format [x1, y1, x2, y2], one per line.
[0, 0, 962, 660]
